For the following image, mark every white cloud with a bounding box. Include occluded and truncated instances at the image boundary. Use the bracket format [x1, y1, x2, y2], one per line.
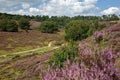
[29, 7, 40, 14]
[22, 3, 30, 9]
[101, 7, 120, 15]
[8, 9, 30, 15]
[0, 0, 98, 16]
[84, 0, 98, 4]
[37, 0, 98, 16]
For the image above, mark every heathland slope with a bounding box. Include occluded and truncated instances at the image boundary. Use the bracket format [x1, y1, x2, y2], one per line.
[0, 22, 120, 80]
[0, 30, 63, 54]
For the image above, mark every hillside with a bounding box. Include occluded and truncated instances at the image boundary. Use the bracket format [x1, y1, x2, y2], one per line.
[0, 30, 63, 54]
[0, 23, 120, 80]
[80, 22, 120, 53]
[0, 22, 119, 80]
[79, 22, 120, 72]
[29, 21, 41, 29]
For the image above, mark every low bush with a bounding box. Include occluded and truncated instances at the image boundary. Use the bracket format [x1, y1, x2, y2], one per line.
[49, 42, 78, 68]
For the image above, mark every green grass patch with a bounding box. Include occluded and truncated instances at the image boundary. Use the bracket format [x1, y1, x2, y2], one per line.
[57, 29, 65, 36]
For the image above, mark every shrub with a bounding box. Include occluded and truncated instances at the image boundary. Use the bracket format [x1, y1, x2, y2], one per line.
[65, 20, 106, 41]
[0, 20, 18, 32]
[65, 20, 90, 41]
[6, 20, 18, 32]
[0, 20, 7, 31]
[39, 21, 59, 33]
[18, 17, 30, 30]
[49, 42, 78, 68]
[94, 31, 103, 43]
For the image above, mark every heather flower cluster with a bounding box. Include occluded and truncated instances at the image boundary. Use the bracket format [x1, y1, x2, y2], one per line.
[94, 31, 103, 43]
[42, 31, 120, 80]
[78, 43, 120, 80]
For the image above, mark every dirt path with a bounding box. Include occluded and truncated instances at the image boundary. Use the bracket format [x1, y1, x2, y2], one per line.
[0, 50, 54, 80]
[0, 45, 61, 80]
[0, 43, 60, 58]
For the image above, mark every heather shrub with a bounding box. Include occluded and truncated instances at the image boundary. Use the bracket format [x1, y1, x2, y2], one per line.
[94, 31, 103, 43]
[78, 44, 120, 80]
[42, 31, 120, 80]
[49, 42, 78, 68]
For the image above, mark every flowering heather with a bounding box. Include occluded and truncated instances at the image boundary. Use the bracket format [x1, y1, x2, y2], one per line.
[42, 31, 120, 80]
[94, 31, 103, 43]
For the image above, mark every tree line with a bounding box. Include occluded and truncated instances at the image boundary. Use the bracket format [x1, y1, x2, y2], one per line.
[0, 13, 120, 22]
[0, 12, 119, 38]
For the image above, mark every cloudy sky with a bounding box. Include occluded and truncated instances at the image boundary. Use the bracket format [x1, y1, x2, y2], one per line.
[0, 0, 120, 16]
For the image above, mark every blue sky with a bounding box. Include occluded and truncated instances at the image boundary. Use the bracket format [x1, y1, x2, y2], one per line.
[97, 0, 120, 11]
[0, 0, 120, 16]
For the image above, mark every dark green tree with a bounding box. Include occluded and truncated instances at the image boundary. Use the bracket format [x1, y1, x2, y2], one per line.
[6, 20, 18, 32]
[18, 17, 30, 30]
[0, 20, 7, 31]
[0, 20, 18, 32]
[39, 21, 59, 33]
[65, 20, 106, 41]
[65, 20, 90, 41]
[110, 14, 119, 21]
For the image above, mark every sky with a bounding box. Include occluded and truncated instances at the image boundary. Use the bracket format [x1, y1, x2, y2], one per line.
[0, 0, 120, 16]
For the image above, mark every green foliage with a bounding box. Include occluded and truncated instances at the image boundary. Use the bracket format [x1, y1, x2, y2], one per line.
[65, 20, 90, 41]
[6, 20, 18, 32]
[39, 21, 59, 33]
[12, 54, 20, 59]
[102, 14, 119, 21]
[18, 17, 30, 30]
[0, 20, 18, 32]
[49, 42, 78, 68]
[0, 20, 7, 31]
[65, 20, 106, 41]
[87, 21, 106, 36]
